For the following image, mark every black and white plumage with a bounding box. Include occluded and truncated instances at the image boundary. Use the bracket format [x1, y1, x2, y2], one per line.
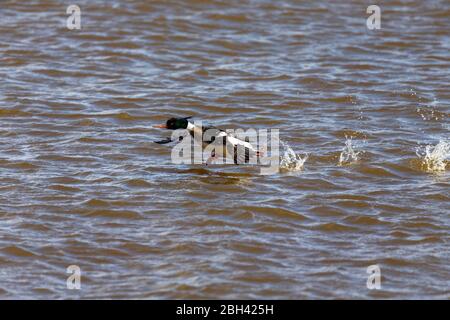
[154, 117, 260, 165]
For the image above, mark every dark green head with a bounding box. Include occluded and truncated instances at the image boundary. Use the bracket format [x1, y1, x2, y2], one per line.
[154, 117, 192, 130]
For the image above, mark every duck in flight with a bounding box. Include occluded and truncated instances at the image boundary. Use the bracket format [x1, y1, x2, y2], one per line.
[153, 117, 260, 165]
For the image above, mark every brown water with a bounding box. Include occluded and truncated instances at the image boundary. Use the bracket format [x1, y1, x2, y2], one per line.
[0, 0, 449, 299]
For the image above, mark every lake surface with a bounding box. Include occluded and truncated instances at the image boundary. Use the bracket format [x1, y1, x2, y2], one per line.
[0, 0, 449, 299]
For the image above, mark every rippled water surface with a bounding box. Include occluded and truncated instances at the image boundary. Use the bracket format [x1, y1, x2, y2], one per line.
[0, 0, 449, 299]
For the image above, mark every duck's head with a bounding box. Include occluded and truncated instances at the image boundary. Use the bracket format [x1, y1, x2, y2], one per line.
[154, 117, 192, 130]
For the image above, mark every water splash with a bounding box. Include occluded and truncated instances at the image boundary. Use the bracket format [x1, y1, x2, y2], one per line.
[338, 136, 361, 166]
[279, 141, 308, 172]
[416, 105, 444, 121]
[415, 140, 450, 173]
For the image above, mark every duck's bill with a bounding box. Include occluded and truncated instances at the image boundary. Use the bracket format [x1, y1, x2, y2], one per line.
[153, 124, 167, 128]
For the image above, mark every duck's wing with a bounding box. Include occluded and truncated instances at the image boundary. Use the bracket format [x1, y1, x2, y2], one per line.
[154, 132, 188, 144]
[154, 137, 173, 144]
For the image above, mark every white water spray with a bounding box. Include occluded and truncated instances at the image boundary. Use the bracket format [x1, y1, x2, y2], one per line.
[279, 141, 308, 172]
[338, 136, 361, 166]
[415, 140, 450, 173]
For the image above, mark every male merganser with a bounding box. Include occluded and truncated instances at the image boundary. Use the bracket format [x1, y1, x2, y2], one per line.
[154, 117, 259, 165]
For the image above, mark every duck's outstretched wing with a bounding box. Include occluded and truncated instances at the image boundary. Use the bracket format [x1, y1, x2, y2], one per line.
[154, 134, 187, 144]
[154, 137, 173, 144]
